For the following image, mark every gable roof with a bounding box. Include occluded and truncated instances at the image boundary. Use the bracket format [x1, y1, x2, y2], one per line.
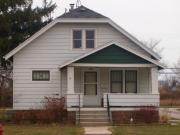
[59, 6, 107, 18]
[59, 41, 165, 69]
[4, 5, 161, 60]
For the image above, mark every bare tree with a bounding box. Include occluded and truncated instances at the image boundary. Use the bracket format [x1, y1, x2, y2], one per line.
[0, 61, 13, 107]
[142, 39, 164, 55]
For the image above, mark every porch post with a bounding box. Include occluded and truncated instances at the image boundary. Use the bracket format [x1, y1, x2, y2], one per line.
[151, 67, 159, 94]
[67, 66, 74, 94]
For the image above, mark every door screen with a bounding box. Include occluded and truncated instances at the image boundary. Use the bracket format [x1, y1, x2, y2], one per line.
[84, 72, 97, 95]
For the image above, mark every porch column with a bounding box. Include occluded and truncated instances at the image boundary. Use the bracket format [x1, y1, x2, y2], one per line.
[67, 66, 74, 94]
[151, 67, 159, 94]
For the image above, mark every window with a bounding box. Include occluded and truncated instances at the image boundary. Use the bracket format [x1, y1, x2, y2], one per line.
[73, 30, 82, 48]
[32, 71, 50, 81]
[111, 71, 123, 93]
[125, 71, 137, 93]
[86, 30, 95, 48]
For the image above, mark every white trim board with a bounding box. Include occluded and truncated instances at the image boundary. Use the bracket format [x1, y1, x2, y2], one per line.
[59, 41, 165, 69]
[70, 63, 155, 68]
[4, 18, 160, 60]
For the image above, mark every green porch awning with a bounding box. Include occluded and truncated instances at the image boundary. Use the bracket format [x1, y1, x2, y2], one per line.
[75, 44, 151, 64]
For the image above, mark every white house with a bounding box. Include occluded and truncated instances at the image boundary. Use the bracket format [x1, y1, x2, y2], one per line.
[4, 5, 164, 125]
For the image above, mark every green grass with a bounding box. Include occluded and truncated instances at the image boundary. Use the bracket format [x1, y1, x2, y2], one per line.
[111, 125, 180, 135]
[4, 124, 84, 135]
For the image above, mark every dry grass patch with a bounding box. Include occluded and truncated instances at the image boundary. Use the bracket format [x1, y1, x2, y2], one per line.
[112, 125, 180, 135]
[4, 124, 84, 135]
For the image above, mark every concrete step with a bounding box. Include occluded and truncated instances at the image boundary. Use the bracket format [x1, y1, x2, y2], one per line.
[80, 118, 109, 122]
[80, 111, 108, 115]
[80, 122, 110, 127]
[78, 114, 108, 119]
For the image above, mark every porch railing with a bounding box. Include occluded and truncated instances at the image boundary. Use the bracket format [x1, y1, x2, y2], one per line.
[106, 94, 111, 122]
[78, 94, 81, 124]
[103, 93, 159, 107]
[66, 93, 83, 108]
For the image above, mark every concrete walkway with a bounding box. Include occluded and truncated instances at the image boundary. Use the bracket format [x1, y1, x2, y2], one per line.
[84, 126, 112, 135]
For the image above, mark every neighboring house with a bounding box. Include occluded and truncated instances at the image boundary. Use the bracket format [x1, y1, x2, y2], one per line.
[4, 5, 164, 125]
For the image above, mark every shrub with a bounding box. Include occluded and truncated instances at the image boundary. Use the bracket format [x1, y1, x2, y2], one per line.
[36, 97, 67, 123]
[112, 107, 159, 124]
[134, 107, 159, 123]
[0, 109, 13, 123]
[12, 97, 67, 124]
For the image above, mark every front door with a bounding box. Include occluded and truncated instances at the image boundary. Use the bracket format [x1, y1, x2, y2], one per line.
[83, 71, 101, 107]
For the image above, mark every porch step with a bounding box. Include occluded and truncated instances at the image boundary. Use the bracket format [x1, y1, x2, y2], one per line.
[79, 114, 108, 119]
[77, 110, 111, 127]
[80, 111, 108, 115]
[80, 118, 109, 122]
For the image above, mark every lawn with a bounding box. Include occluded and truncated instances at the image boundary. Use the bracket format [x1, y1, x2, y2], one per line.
[111, 125, 180, 135]
[4, 124, 84, 135]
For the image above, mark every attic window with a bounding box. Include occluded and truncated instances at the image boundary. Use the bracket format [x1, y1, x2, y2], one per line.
[86, 30, 95, 48]
[73, 30, 82, 48]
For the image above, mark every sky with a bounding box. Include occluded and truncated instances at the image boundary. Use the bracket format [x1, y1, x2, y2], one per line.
[34, 0, 180, 67]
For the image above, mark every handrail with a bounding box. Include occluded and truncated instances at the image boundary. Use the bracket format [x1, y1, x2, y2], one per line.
[106, 94, 111, 122]
[78, 94, 81, 124]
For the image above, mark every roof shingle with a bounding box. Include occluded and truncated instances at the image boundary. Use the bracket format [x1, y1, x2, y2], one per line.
[58, 5, 107, 18]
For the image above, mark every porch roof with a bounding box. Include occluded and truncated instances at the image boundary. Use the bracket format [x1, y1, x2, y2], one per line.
[59, 41, 165, 69]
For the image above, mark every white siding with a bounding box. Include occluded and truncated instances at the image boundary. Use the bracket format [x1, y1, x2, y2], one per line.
[13, 23, 152, 110]
[103, 93, 159, 107]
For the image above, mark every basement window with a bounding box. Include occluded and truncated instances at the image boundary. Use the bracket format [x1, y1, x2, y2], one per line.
[32, 71, 50, 81]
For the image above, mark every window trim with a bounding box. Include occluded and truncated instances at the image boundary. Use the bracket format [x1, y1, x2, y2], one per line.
[32, 70, 50, 81]
[125, 70, 137, 93]
[71, 28, 96, 50]
[110, 70, 123, 93]
[85, 30, 95, 49]
[72, 29, 83, 49]
[109, 68, 139, 93]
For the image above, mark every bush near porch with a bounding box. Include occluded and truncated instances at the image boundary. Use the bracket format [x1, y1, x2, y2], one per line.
[0, 97, 76, 124]
[111, 107, 159, 124]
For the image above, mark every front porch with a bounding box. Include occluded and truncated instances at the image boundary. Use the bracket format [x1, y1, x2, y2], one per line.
[59, 43, 162, 108]
[64, 65, 159, 108]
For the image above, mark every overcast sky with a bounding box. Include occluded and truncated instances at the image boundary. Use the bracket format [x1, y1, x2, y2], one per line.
[34, 0, 180, 66]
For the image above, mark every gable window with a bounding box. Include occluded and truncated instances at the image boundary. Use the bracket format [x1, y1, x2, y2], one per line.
[110, 71, 123, 93]
[73, 30, 82, 48]
[86, 30, 95, 48]
[125, 70, 137, 93]
[32, 71, 50, 81]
